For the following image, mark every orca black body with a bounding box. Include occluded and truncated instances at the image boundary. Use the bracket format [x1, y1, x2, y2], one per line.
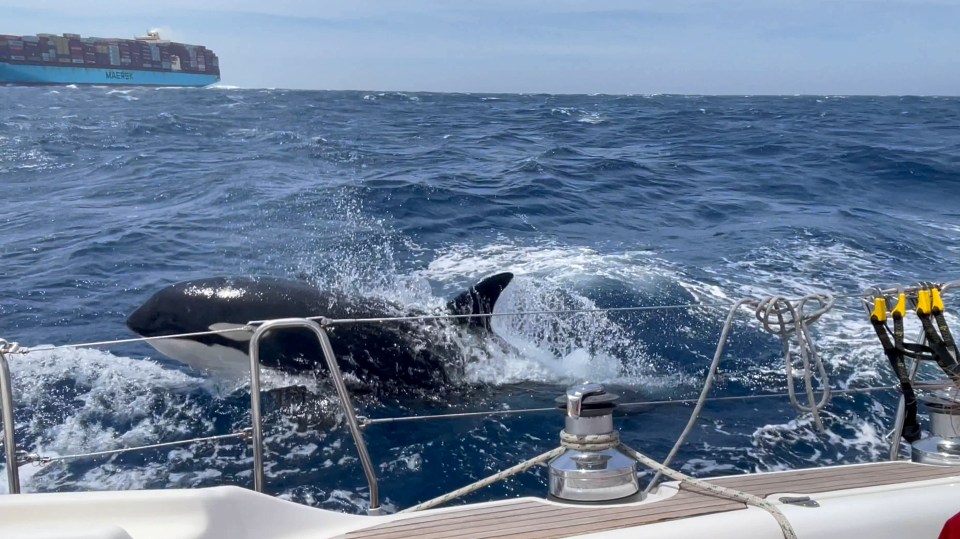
[126, 273, 514, 387]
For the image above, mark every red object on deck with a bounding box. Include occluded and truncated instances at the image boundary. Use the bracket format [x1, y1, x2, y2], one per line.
[940, 512, 960, 539]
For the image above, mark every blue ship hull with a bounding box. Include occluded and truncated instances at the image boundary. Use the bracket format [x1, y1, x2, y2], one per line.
[0, 62, 218, 87]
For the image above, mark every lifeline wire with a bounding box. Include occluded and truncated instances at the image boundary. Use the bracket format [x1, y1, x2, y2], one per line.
[5, 383, 944, 457]
[16, 429, 252, 466]
[2, 284, 934, 356]
[1, 303, 728, 355]
[0, 281, 956, 527]
[358, 383, 924, 428]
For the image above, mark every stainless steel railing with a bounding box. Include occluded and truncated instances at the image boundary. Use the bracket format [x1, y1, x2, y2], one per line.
[0, 345, 19, 494]
[247, 318, 381, 514]
[0, 318, 383, 512]
[2, 283, 958, 504]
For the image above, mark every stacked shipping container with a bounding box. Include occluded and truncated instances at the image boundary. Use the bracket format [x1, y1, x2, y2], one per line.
[0, 33, 219, 76]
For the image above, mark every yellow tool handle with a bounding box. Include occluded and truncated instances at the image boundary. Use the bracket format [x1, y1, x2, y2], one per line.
[917, 289, 932, 316]
[871, 297, 887, 322]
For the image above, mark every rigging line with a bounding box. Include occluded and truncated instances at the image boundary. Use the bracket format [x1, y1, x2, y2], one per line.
[6, 284, 958, 354]
[3, 383, 956, 453]
[8, 327, 255, 355]
[255, 301, 741, 326]
[0, 301, 763, 353]
[17, 429, 252, 465]
[256, 292, 877, 326]
[359, 383, 947, 427]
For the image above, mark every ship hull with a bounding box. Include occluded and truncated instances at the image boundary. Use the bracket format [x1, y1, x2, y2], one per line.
[0, 62, 218, 87]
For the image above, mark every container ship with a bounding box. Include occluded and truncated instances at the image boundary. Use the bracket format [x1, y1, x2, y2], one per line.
[0, 31, 219, 87]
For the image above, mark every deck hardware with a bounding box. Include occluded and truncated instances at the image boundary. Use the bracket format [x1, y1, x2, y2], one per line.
[248, 318, 381, 514]
[0, 342, 18, 494]
[549, 384, 640, 502]
[778, 496, 820, 508]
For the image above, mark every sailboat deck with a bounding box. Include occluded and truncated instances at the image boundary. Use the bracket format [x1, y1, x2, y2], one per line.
[344, 462, 960, 539]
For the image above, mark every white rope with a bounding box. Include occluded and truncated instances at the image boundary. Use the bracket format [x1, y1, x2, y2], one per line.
[396, 431, 609, 513]
[644, 298, 754, 493]
[646, 292, 836, 494]
[564, 432, 797, 539]
[399, 446, 565, 513]
[0, 339, 22, 355]
[560, 430, 621, 451]
[401, 428, 798, 539]
[754, 294, 834, 432]
[619, 442, 798, 539]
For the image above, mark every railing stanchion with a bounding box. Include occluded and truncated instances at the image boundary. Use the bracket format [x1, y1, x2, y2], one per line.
[315, 322, 381, 515]
[247, 318, 380, 514]
[0, 347, 20, 494]
[248, 324, 270, 493]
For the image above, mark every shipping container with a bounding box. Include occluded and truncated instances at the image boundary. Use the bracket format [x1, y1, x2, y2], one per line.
[2, 32, 220, 84]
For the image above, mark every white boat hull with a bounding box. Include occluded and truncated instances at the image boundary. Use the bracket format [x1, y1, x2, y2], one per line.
[1, 462, 957, 539]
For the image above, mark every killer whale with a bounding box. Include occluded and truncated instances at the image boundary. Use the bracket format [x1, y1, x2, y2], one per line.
[126, 272, 514, 387]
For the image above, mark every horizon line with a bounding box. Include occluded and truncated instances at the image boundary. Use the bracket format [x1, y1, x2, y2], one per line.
[208, 86, 960, 98]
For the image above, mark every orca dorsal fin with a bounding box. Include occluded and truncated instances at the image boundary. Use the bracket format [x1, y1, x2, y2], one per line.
[446, 272, 514, 329]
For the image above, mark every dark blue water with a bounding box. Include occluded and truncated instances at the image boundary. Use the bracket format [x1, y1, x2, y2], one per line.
[2, 87, 959, 510]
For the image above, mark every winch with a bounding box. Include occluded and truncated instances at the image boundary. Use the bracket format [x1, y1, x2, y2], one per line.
[548, 383, 641, 503]
[912, 391, 960, 466]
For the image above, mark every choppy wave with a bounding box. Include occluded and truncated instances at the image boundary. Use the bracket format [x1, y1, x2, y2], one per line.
[1, 88, 959, 511]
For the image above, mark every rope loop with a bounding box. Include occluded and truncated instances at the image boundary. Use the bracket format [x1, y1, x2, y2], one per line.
[0, 339, 22, 355]
[560, 430, 620, 452]
[754, 293, 835, 432]
[16, 451, 50, 466]
[754, 293, 834, 337]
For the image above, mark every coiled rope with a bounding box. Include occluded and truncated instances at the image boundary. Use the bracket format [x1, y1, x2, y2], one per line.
[0, 339, 21, 355]
[755, 294, 834, 432]
[645, 292, 835, 495]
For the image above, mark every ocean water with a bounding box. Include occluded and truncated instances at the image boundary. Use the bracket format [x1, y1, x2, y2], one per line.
[1, 87, 959, 511]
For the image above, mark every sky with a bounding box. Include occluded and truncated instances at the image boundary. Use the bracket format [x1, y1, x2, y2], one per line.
[2, 0, 958, 95]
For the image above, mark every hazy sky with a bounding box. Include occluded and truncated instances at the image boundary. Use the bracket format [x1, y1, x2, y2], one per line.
[3, 0, 958, 94]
